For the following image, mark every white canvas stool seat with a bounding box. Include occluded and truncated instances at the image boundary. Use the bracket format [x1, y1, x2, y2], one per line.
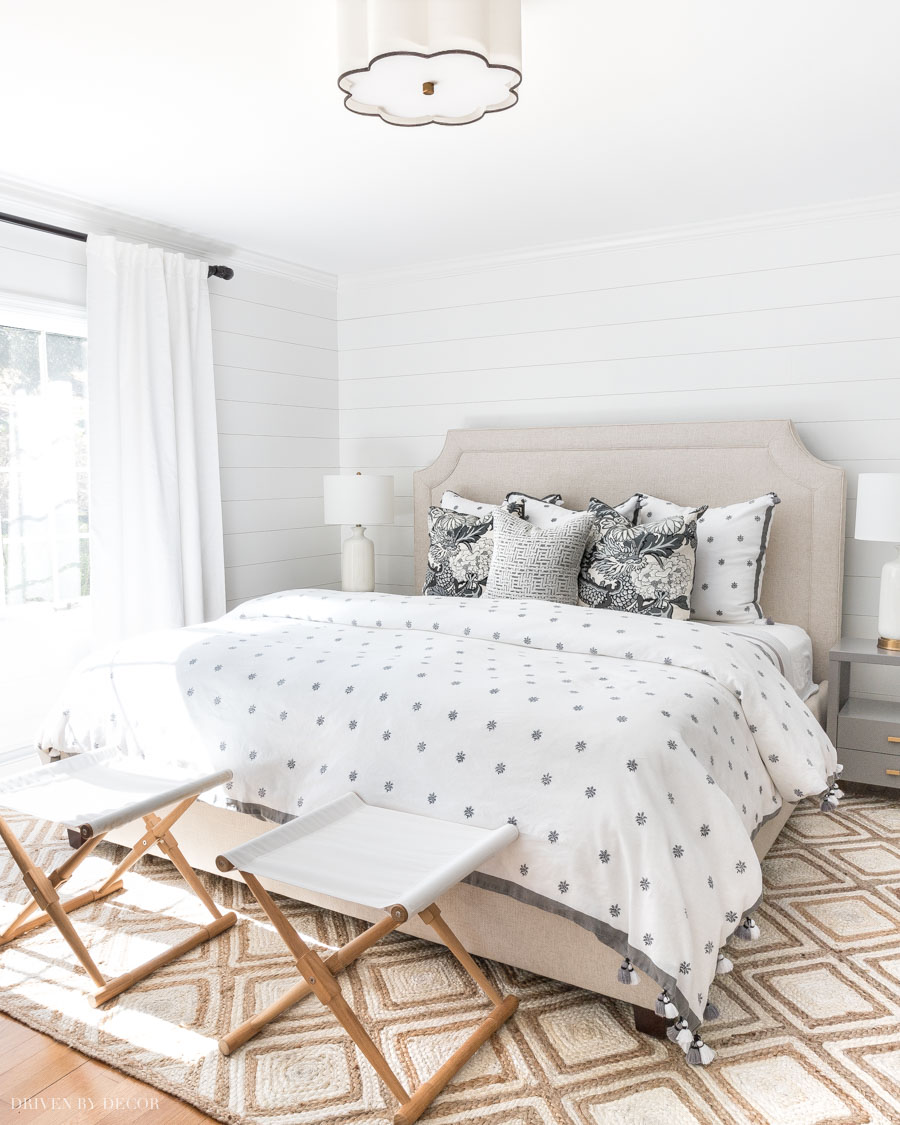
[0, 749, 236, 1006]
[217, 793, 519, 1125]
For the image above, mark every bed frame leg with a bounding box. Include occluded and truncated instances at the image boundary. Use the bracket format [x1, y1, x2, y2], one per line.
[67, 829, 82, 849]
[632, 1004, 668, 1039]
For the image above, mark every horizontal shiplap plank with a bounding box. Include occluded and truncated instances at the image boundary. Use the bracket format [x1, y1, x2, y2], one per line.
[340, 379, 898, 440]
[225, 555, 342, 600]
[340, 299, 900, 381]
[222, 497, 325, 535]
[215, 365, 338, 410]
[220, 466, 338, 501]
[210, 290, 337, 351]
[0, 244, 86, 307]
[842, 575, 882, 618]
[831, 460, 900, 500]
[224, 526, 339, 568]
[844, 537, 897, 578]
[339, 337, 900, 410]
[222, 264, 336, 321]
[217, 435, 338, 469]
[340, 255, 900, 351]
[796, 421, 900, 462]
[212, 330, 338, 380]
[338, 210, 900, 319]
[216, 399, 338, 439]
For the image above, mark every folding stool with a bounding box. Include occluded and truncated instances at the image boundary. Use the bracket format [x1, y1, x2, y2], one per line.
[0, 748, 235, 1006]
[216, 792, 519, 1125]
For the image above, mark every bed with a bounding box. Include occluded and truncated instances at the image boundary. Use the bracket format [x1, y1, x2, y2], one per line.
[36, 418, 845, 1037]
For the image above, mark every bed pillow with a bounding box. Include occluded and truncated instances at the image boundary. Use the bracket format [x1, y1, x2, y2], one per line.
[486, 508, 593, 605]
[507, 491, 644, 529]
[635, 493, 780, 622]
[423, 500, 524, 598]
[440, 489, 559, 517]
[579, 500, 705, 619]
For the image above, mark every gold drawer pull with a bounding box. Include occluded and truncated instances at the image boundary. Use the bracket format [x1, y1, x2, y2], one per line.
[888, 736, 900, 744]
[887, 769, 900, 777]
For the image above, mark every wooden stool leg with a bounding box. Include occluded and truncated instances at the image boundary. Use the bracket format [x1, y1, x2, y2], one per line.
[219, 912, 399, 1055]
[239, 872, 410, 1103]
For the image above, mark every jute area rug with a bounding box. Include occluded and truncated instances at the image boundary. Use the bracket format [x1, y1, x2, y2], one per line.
[2, 788, 900, 1124]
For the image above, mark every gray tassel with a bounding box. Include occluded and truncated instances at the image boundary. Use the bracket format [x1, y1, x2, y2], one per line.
[655, 989, 679, 1019]
[667, 1017, 690, 1047]
[617, 957, 638, 986]
[704, 1000, 720, 1021]
[735, 916, 760, 941]
[686, 1033, 716, 1065]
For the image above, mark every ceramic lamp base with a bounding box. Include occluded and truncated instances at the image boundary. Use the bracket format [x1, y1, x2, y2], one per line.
[876, 547, 900, 651]
[342, 525, 375, 592]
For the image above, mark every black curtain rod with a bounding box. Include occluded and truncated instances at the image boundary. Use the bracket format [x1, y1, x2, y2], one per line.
[0, 210, 234, 280]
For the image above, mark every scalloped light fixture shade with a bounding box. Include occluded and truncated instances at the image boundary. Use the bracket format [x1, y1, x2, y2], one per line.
[337, 0, 522, 126]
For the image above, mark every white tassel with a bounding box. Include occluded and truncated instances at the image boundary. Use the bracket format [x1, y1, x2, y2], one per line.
[685, 1033, 716, 1065]
[676, 1022, 694, 1051]
[716, 951, 733, 975]
[734, 916, 760, 941]
[655, 990, 679, 1019]
[834, 763, 844, 775]
[617, 957, 638, 986]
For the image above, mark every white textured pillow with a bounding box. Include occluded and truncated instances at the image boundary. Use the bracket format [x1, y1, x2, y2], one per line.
[635, 493, 780, 622]
[507, 492, 643, 529]
[486, 509, 593, 605]
[441, 489, 559, 517]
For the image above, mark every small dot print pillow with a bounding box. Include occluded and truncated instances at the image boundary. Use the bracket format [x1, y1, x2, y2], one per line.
[634, 492, 781, 622]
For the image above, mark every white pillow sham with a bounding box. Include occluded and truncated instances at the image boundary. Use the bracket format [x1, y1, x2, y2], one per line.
[634, 492, 780, 622]
[441, 489, 561, 517]
[507, 491, 643, 529]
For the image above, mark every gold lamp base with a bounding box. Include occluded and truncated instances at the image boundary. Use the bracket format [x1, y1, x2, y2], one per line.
[877, 636, 900, 652]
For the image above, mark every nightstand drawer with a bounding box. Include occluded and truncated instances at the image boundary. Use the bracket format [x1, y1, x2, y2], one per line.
[837, 697, 900, 754]
[837, 747, 900, 788]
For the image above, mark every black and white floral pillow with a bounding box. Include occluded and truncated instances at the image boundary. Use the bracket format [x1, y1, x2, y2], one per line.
[579, 499, 706, 619]
[424, 500, 524, 598]
[508, 491, 644, 529]
[635, 493, 780, 622]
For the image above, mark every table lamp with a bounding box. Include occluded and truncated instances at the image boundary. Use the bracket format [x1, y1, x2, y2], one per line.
[323, 472, 394, 592]
[855, 473, 900, 650]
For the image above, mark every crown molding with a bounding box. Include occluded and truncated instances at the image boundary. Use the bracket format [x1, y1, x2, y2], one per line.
[338, 191, 900, 291]
[0, 174, 337, 291]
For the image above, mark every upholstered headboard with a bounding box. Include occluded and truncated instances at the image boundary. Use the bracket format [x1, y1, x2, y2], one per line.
[413, 420, 845, 683]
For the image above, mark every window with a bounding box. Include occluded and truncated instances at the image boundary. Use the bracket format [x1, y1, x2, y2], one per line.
[0, 307, 88, 608]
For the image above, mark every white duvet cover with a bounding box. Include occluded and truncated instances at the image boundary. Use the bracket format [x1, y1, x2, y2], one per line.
[38, 589, 837, 1030]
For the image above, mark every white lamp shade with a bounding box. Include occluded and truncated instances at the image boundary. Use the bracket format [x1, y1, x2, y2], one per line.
[324, 474, 394, 526]
[855, 473, 900, 543]
[337, 0, 522, 126]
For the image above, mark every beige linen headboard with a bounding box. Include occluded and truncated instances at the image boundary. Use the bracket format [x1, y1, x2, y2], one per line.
[413, 419, 845, 683]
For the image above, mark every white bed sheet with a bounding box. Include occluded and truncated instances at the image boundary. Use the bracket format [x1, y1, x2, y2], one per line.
[697, 620, 816, 702]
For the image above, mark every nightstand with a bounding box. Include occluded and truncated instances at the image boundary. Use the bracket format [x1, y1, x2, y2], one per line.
[827, 638, 900, 787]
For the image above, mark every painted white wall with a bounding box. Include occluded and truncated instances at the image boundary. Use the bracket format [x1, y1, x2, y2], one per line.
[0, 215, 340, 750]
[338, 201, 900, 700]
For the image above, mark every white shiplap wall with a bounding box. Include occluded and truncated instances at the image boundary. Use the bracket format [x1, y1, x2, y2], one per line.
[338, 204, 900, 698]
[0, 219, 341, 614]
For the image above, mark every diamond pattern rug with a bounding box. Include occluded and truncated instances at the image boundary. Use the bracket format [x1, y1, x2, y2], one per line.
[2, 788, 900, 1124]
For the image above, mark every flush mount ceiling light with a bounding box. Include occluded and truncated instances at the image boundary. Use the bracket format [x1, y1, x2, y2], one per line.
[337, 0, 522, 127]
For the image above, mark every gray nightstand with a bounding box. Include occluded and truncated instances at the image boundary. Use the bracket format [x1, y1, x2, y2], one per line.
[827, 638, 900, 787]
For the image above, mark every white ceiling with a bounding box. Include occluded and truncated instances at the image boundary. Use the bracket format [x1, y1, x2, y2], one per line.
[1, 0, 899, 276]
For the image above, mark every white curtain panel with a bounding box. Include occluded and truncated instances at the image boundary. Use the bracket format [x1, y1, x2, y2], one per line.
[86, 235, 225, 646]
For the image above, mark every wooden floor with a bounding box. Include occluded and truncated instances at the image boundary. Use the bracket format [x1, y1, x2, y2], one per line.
[0, 1013, 215, 1124]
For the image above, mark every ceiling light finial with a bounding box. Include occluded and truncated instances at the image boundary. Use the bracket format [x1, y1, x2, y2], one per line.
[337, 0, 522, 127]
